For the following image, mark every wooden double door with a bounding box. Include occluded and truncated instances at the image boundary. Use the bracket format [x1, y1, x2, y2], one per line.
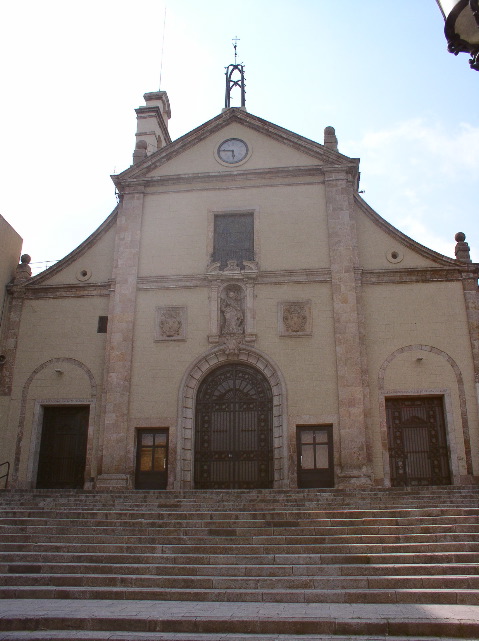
[37, 406, 89, 489]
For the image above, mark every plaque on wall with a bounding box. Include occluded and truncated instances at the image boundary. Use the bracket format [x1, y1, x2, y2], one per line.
[278, 301, 312, 337]
[155, 306, 187, 341]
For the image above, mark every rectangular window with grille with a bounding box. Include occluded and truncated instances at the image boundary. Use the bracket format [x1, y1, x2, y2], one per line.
[213, 213, 254, 269]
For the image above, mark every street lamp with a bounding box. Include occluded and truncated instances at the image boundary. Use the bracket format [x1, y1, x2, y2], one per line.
[436, 0, 479, 69]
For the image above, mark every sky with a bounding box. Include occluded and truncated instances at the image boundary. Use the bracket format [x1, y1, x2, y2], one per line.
[1, 0, 478, 274]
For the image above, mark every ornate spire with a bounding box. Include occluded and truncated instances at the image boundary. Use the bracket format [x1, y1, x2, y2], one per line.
[225, 37, 246, 109]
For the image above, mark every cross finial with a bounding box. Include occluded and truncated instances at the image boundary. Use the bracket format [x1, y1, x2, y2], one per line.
[232, 36, 240, 63]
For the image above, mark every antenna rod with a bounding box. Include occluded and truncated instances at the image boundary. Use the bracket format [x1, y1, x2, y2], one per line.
[159, 6, 167, 89]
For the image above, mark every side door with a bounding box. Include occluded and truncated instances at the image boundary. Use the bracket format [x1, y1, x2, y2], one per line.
[37, 406, 89, 489]
[135, 429, 168, 489]
[297, 425, 334, 488]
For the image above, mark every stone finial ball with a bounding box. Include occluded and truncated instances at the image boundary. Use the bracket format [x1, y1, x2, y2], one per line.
[324, 126, 336, 135]
[20, 254, 31, 264]
[455, 232, 466, 243]
[136, 140, 148, 149]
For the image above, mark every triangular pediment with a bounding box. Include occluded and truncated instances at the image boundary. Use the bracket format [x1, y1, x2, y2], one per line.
[114, 109, 358, 185]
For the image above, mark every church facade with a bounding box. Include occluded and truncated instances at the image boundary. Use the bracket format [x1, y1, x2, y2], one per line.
[1, 90, 479, 491]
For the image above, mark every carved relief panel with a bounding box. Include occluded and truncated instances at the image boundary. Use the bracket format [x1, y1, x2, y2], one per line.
[155, 306, 187, 341]
[278, 301, 312, 337]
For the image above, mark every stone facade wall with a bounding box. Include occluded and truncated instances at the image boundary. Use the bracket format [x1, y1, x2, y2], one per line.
[1, 109, 478, 489]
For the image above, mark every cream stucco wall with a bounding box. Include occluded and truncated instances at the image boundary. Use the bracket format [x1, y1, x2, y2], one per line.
[148, 123, 320, 177]
[139, 182, 328, 276]
[2, 100, 478, 490]
[362, 280, 479, 481]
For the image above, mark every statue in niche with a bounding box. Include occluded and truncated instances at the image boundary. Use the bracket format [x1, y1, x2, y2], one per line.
[220, 286, 244, 335]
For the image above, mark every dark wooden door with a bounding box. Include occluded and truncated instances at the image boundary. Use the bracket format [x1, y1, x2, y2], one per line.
[135, 429, 168, 489]
[36, 406, 89, 489]
[386, 397, 451, 486]
[297, 425, 334, 488]
[194, 364, 273, 489]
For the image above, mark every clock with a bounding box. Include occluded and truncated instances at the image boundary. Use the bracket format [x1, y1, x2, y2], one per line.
[217, 138, 249, 164]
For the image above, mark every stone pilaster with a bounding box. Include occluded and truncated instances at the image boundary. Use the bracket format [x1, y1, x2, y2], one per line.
[96, 191, 144, 489]
[0, 292, 24, 396]
[461, 273, 479, 478]
[324, 168, 372, 486]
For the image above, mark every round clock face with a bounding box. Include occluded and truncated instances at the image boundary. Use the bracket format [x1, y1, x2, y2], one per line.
[217, 138, 249, 164]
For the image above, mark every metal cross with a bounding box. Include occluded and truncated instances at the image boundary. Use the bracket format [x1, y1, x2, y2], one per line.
[232, 36, 240, 63]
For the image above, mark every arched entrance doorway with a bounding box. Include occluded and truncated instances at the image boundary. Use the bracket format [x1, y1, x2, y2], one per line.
[194, 363, 273, 489]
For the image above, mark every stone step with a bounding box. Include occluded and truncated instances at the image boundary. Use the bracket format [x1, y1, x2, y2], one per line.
[3, 561, 479, 577]
[2, 572, 479, 591]
[3, 633, 478, 641]
[0, 529, 479, 552]
[2, 517, 478, 531]
[3, 506, 479, 517]
[2, 488, 479, 639]
[3, 551, 478, 565]
[1, 585, 478, 605]
[2, 541, 478, 556]
[1, 599, 479, 639]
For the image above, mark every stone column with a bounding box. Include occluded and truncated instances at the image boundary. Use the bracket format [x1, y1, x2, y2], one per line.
[324, 167, 372, 487]
[96, 191, 144, 489]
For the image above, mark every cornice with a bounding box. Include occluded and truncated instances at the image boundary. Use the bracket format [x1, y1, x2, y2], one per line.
[11, 267, 472, 298]
[137, 269, 332, 289]
[117, 165, 328, 192]
[360, 266, 476, 285]
[257, 269, 331, 284]
[19, 282, 112, 299]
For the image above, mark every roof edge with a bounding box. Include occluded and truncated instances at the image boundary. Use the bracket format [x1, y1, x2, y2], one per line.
[26, 207, 119, 286]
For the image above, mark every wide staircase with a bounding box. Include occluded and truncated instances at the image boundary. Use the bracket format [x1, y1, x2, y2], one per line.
[0, 486, 479, 640]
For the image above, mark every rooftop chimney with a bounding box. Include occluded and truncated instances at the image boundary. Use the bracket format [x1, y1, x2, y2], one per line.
[133, 91, 172, 164]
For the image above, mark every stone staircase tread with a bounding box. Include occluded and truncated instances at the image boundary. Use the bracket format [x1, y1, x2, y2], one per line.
[1, 585, 479, 606]
[1, 599, 479, 637]
[2, 488, 479, 638]
[3, 562, 479, 576]
[3, 551, 479, 565]
[1, 635, 478, 641]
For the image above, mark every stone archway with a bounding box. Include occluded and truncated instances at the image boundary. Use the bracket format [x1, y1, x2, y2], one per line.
[176, 345, 287, 489]
[378, 344, 471, 486]
[12, 357, 97, 488]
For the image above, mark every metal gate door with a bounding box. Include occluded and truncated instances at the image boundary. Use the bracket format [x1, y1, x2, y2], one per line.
[386, 397, 451, 487]
[194, 364, 273, 489]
